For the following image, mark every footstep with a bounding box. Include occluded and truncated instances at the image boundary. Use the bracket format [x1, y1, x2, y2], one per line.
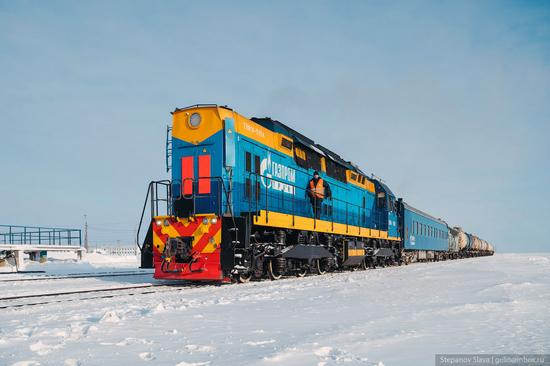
[245, 339, 276, 346]
[184, 344, 215, 352]
[64, 359, 81, 366]
[153, 303, 166, 314]
[139, 352, 155, 361]
[29, 341, 63, 356]
[11, 362, 41, 366]
[314, 346, 333, 357]
[100, 311, 121, 323]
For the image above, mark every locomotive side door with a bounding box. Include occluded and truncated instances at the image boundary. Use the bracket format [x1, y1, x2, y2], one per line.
[241, 144, 262, 213]
[178, 142, 220, 216]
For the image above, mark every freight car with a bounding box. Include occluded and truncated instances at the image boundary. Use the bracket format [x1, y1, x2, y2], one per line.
[137, 104, 494, 282]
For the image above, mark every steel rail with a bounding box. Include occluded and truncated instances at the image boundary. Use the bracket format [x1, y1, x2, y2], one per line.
[0, 284, 190, 310]
[0, 271, 154, 283]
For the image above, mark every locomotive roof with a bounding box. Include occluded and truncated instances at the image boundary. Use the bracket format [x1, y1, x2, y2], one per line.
[171, 104, 233, 114]
[402, 201, 447, 226]
[171, 105, 369, 178]
[251, 117, 367, 175]
[373, 180, 395, 198]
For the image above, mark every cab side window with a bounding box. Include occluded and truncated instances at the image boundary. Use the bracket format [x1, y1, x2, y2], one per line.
[377, 192, 386, 208]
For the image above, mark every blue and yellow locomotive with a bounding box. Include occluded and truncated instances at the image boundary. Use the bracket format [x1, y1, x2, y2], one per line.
[137, 104, 493, 282]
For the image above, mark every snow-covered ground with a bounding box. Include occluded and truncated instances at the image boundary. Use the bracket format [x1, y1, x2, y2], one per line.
[0, 253, 549, 366]
[0, 252, 151, 298]
[1, 251, 139, 275]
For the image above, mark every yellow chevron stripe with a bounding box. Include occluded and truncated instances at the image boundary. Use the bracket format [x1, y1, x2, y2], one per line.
[201, 229, 222, 254]
[153, 215, 221, 255]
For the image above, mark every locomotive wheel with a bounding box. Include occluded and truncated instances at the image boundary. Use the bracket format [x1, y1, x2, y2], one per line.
[314, 258, 328, 275]
[267, 260, 283, 280]
[237, 272, 252, 283]
[369, 257, 376, 269]
[296, 265, 308, 277]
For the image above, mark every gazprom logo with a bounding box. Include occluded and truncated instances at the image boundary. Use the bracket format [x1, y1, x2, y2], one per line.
[260, 153, 296, 195]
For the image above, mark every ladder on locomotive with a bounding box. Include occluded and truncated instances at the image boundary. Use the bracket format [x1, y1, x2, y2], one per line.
[165, 125, 173, 173]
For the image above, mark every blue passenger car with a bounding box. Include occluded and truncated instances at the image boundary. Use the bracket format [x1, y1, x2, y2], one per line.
[399, 201, 448, 251]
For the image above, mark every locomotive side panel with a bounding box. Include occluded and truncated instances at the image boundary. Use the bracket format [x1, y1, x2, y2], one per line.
[230, 114, 391, 239]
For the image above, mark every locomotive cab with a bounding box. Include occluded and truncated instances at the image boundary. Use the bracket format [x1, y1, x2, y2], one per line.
[372, 179, 399, 239]
[171, 105, 229, 217]
[142, 105, 236, 281]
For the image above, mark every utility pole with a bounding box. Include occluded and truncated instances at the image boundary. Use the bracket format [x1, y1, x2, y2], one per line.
[84, 214, 89, 252]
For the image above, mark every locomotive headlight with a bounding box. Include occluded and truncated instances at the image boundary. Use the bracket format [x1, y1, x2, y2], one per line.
[189, 113, 201, 128]
[202, 217, 209, 225]
[156, 220, 162, 226]
[211, 217, 218, 224]
[163, 219, 170, 227]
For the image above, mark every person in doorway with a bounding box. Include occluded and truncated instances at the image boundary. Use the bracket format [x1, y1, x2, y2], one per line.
[306, 171, 332, 219]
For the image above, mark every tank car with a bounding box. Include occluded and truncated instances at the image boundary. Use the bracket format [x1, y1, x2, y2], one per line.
[447, 226, 460, 259]
[454, 227, 470, 252]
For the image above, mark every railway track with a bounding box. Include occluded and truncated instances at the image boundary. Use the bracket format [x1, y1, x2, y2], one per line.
[0, 259, 479, 310]
[0, 283, 190, 310]
[0, 270, 154, 283]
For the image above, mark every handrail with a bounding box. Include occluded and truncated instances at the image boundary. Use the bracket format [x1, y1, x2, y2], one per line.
[165, 125, 172, 173]
[0, 224, 80, 231]
[136, 177, 233, 251]
[135, 171, 387, 252]
[135, 180, 171, 251]
[172, 176, 230, 218]
[244, 171, 384, 230]
[0, 225, 81, 246]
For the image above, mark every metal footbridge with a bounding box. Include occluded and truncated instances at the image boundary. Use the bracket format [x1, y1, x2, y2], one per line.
[0, 225, 85, 267]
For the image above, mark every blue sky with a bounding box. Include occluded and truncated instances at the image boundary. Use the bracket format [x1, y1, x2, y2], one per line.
[1, 0, 549, 251]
